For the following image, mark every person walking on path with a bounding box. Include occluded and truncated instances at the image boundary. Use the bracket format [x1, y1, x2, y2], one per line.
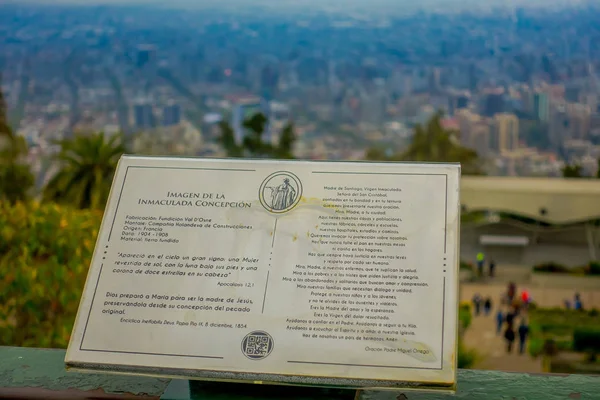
[489, 260, 496, 277]
[521, 290, 532, 311]
[504, 321, 516, 353]
[476, 252, 485, 277]
[472, 293, 483, 316]
[484, 297, 492, 316]
[505, 305, 518, 329]
[496, 308, 504, 335]
[507, 282, 517, 302]
[518, 319, 530, 355]
[575, 293, 583, 310]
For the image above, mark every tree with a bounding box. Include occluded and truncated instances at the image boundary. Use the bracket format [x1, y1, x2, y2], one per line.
[43, 132, 125, 210]
[0, 201, 102, 348]
[365, 111, 483, 175]
[597, 158, 600, 179]
[562, 164, 584, 178]
[219, 112, 296, 159]
[364, 147, 388, 161]
[0, 73, 35, 204]
[273, 121, 296, 159]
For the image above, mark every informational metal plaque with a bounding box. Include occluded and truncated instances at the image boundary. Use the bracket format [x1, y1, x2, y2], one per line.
[66, 156, 460, 390]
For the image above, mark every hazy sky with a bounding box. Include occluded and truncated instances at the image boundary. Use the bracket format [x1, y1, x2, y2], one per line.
[11, 0, 596, 13]
[13, 0, 592, 6]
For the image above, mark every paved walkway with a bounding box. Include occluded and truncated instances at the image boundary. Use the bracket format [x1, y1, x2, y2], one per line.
[458, 263, 600, 372]
[462, 309, 543, 372]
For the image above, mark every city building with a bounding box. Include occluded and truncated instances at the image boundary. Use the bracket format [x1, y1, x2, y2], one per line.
[493, 113, 520, 152]
[482, 87, 505, 117]
[533, 92, 550, 122]
[230, 95, 271, 145]
[470, 122, 491, 156]
[455, 109, 482, 147]
[428, 67, 441, 93]
[566, 103, 592, 140]
[136, 45, 157, 68]
[461, 176, 600, 266]
[133, 101, 155, 130]
[549, 103, 569, 146]
[447, 91, 470, 116]
[162, 101, 181, 127]
[565, 85, 581, 103]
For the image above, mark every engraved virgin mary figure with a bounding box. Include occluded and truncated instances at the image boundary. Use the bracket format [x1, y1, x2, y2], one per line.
[267, 178, 297, 211]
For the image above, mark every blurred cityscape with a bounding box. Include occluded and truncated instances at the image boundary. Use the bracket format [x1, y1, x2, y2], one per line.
[2, 1, 600, 379]
[2, 2, 600, 184]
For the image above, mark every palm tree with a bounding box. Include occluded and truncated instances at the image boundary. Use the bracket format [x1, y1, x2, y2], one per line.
[43, 132, 126, 210]
[365, 111, 483, 175]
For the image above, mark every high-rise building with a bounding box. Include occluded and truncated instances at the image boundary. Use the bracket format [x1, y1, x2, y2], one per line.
[457, 95, 469, 110]
[428, 67, 441, 93]
[468, 63, 478, 92]
[455, 109, 481, 146]
[483, 88, 505, 117]
[134, 102, 155, 130]
[533, 92, 550, 122]
[565, 86, 581, 103]
[493, 113, 519, 152]
[567, 103, 592, 140]
[136, 45, 156, 68]
[260, 65, 279, 100]
[470, 122, 491, 156]
[231, 96, 271, 145]
[162, 102, 181, 127]
[447, 92, 470, 116]
[549, 104, 568, 147]
[519, 86, 533, 114]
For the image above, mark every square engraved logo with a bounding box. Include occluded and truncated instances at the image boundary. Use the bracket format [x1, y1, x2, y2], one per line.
[241, 331, 274, 360]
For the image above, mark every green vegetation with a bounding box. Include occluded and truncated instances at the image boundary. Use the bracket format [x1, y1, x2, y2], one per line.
[561, 158, 600, 178]
[42, 132, 126, 210]
[532, 262, 570, 273]
[219, 112, 296, 159]
[528, 308, 600, 358]
[460, 260, 474, 271]
[459, 303, 473, 331]
[457, 303, 478, 369]
[458, 339, 478, 369]
[573, 329, 600, 362]
[0, 201, 102, 347]
[461, 211, 488, 224]
[1, 79, 123, 348]
[562, 164, 584, 178]
[365, 111, 483, 175]
[533, 261, 600, 276]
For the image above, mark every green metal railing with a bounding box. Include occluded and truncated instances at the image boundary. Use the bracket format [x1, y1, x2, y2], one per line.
[1, 346, 599, 399]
